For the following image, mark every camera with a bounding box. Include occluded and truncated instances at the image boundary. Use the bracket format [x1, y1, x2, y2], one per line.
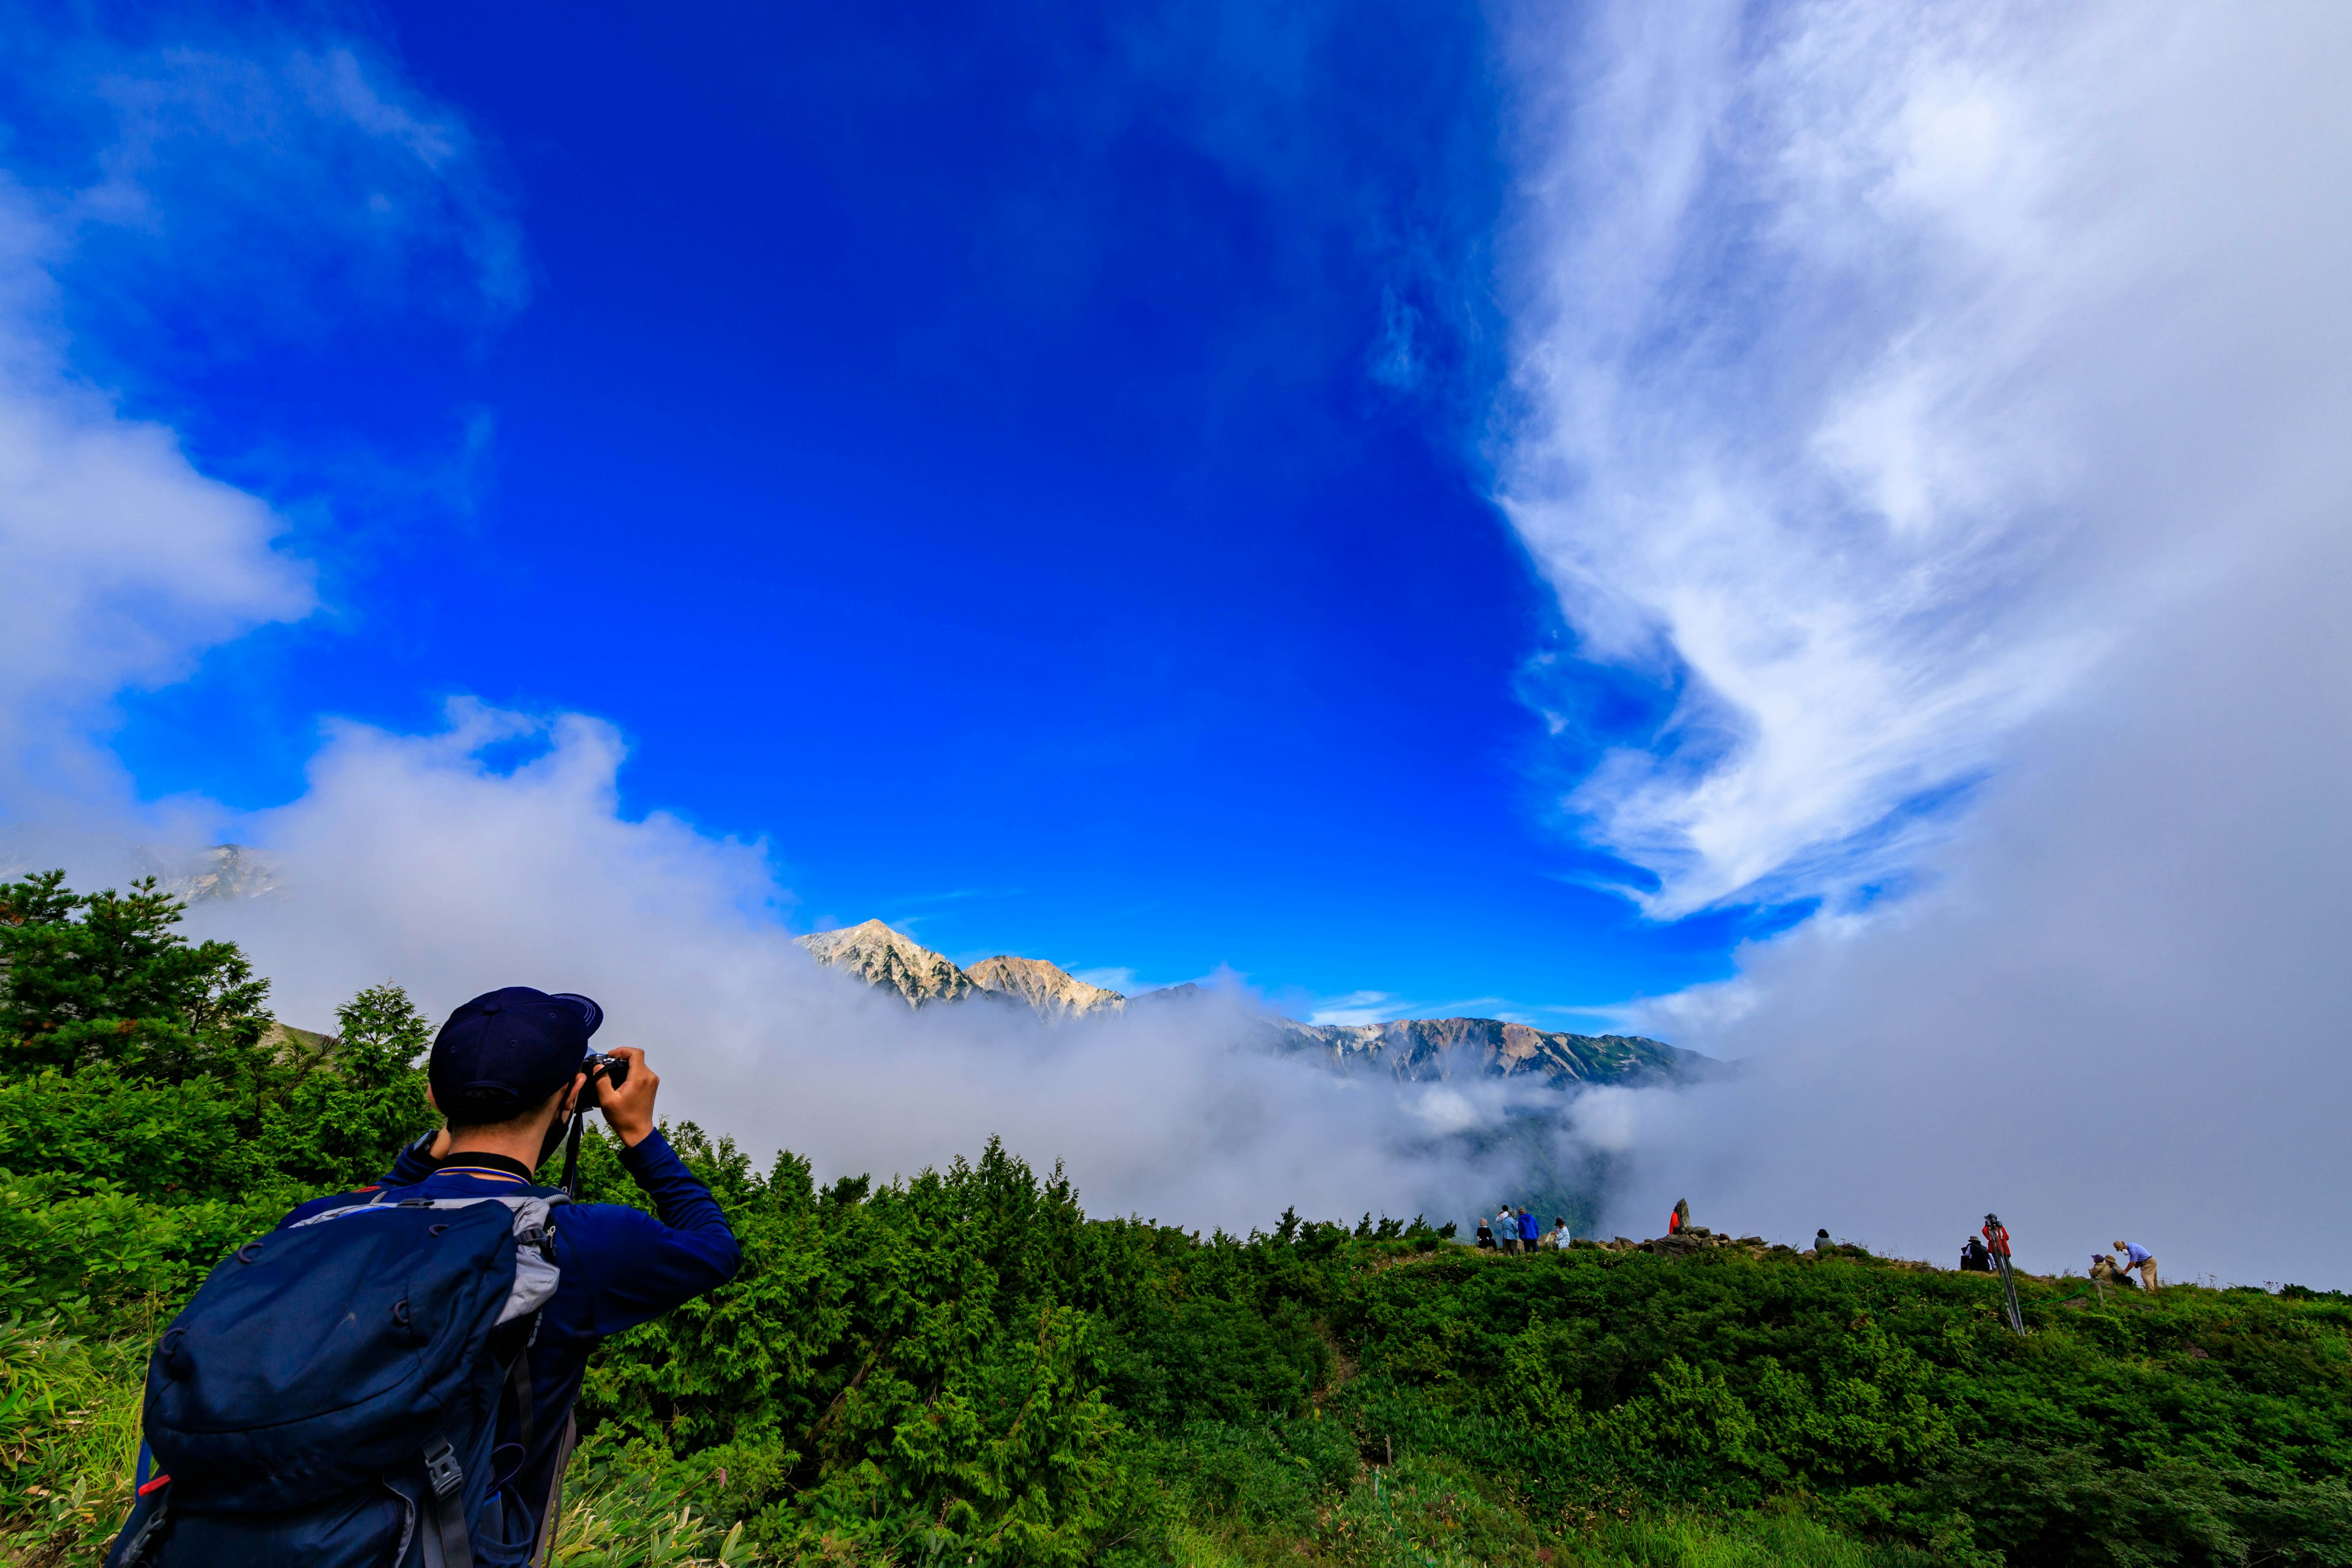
[581, 1050, 631, 1106]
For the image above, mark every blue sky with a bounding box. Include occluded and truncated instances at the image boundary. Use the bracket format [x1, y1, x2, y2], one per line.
[6, 1, 1782, 1025]
[8, 2, 2352, 1275]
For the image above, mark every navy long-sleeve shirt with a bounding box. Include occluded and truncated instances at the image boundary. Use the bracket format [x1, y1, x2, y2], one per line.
[276, 1129, 741, 1545]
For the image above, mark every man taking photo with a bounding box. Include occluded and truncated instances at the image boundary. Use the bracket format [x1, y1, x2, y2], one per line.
[110, 986, 742, 1568]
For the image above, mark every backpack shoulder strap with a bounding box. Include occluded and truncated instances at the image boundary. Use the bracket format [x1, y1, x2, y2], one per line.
[419, 1438, 476, 1568]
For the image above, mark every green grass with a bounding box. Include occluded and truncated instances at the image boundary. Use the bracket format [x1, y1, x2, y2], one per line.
[0, 1313, 148, 1567]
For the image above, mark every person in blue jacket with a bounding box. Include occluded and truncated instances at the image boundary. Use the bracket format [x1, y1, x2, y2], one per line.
[281, 986, 741, 1560]
[1516, 1206, 1540, 1253]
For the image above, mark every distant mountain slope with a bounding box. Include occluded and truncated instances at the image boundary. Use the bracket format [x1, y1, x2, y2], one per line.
[965, 954, 1125, 1017]
[163, 844, 282, 904]
[0, 837, 284, 905]
[797, 919, 1716, 1088]
[1272, 1016, 1713, 1089]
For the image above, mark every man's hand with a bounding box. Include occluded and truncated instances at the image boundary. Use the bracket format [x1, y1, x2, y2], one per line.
[595, 1046, 658, 1147]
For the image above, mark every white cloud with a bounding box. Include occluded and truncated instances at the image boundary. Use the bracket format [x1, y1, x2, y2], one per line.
[1504, 2, 2352, 1283]
[151, 706, 1523, 1229]
[70, 36, 526, 323]
[0, 182, 312, 808]
[1580, 525, 2352, 1283]
[0, 15, 530, 815]
[1499, 0, 2351, 916]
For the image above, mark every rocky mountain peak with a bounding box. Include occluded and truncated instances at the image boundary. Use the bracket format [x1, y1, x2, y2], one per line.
[796, 922, 1128, 1018]
[965, 954, 1125, 1017]
[167, 843, 282, 904]
[796, 919, 975, 1007]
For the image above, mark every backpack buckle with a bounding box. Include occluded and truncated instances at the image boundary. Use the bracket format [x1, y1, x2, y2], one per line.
[422, 1438, 465, 1498]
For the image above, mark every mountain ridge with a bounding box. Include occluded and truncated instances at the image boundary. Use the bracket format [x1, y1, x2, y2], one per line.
[794, 918, 1714, 1090]
[964, 953, 1125, 1017]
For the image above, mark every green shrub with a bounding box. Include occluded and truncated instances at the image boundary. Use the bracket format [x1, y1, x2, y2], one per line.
[5, 872, 2351, 1567]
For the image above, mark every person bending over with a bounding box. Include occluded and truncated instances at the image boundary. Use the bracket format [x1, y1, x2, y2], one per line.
[2113, 1238, 2159, 1291]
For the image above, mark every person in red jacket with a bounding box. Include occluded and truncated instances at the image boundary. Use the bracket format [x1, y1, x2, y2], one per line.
[1668, 1197, 1690, 1235]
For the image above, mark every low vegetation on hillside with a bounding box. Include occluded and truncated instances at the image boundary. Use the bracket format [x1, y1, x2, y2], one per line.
[3, 873, 2348, 1567]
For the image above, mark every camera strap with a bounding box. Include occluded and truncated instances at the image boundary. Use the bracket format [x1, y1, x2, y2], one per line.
[557, 1111, 585, 1200]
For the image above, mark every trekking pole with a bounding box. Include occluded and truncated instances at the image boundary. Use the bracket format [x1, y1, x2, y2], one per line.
[1983, 1213, 2024, 1335]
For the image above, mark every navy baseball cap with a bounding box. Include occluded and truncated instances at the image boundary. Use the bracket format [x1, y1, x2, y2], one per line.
[430, 987, 604, 1124]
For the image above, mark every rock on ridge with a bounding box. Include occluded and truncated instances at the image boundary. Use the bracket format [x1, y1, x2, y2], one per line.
[965, 954, 1125, 1017]
[797, 919, 976, 1007]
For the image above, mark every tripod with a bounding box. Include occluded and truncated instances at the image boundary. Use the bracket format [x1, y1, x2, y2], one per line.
[1982, 1212, 2024, 1335]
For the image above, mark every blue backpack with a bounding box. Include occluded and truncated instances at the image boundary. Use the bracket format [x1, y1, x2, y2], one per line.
[108, 1188, 566, 1568]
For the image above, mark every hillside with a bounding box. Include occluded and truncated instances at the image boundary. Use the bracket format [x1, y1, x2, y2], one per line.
[18, 1133, 2352, 1566]
[4, 869, 2349, 1567]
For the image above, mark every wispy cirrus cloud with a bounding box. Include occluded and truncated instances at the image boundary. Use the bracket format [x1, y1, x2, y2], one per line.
[1498, 1, 2266, 917]
[13, 21, 526, 352]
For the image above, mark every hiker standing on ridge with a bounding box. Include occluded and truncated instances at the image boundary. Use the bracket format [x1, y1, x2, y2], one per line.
[1668, 1198, 1690, 1235]
[1496, 1204, 1520, 1254]
[2114, 1239, 2160, 1291]
[110, 987, 742, 1568]
[1517, 1206, 1540, 1254]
